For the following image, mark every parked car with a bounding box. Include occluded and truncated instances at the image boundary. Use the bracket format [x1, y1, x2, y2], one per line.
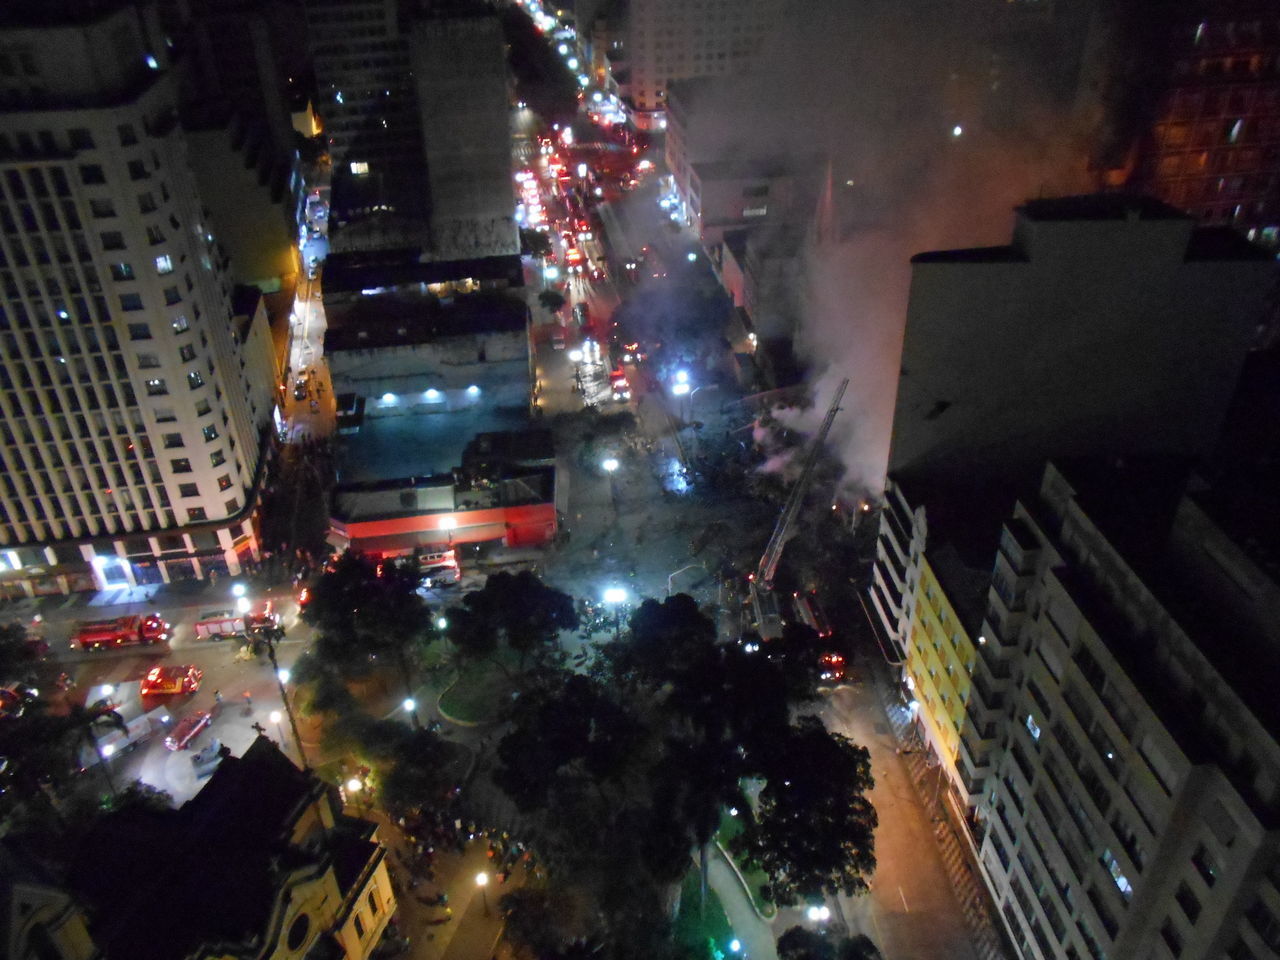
[294, 379, 308, 401]
[164, 710, 212, 751]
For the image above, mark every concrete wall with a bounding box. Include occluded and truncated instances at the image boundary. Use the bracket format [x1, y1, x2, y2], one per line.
[891, 214, 1271, 478]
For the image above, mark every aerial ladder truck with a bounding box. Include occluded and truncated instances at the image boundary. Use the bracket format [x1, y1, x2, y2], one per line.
[748, 378, 849, 639]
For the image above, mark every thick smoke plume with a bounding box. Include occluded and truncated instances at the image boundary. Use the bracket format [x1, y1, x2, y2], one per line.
[694, 0, 1101, 495]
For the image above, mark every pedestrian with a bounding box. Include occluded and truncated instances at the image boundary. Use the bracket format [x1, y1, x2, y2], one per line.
[214, 689, 223, 704]
[243, 690, 253, 708]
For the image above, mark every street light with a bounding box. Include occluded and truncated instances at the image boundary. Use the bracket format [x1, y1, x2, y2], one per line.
[263, 633, 309, 770]
[476, 871, 491, 916]
[602, 586, 628, 641]
[671, 381, 690, 396]
[806, 905, 831, 923]
[601, 457, 619, 473]
[231, 584, 247, 599]
[436, 616, 449, 631]
[270, 710, 285, 745]
[403, 697, 420, 729]
[346, 776, 362, 794]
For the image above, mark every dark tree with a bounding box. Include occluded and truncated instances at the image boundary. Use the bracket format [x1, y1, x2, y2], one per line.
[378, 729, 454, 813]
[778, 926, 836, 960]
[522, 227, 553, 259]
[302, 551, 436, 691]
[731, 716, 877, 904]
[0, 622, 38, 683]
[538, 289, 568, 313]
[451, 571, 578, 671]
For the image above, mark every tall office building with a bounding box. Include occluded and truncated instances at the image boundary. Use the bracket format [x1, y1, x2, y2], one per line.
[622, 0, 780, 130]
[969, 459, 1280, 960]
[0, 1, 276, 593]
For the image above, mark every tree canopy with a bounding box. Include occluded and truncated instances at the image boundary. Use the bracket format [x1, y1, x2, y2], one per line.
[489, 592, 878, 946]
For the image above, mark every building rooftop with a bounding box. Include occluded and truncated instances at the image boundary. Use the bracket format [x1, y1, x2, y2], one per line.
[1018, 194, 1190, 222]
[910, 245, 1027, 264]
[325, 292, 528, 351]
[68, 738, 328, 960]
[336, 406, 534, 483]
[322, 249, 523, 294]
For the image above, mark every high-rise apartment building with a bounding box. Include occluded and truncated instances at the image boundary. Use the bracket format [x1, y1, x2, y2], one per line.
[411, 10, 518, 261]
[0, 2, 276, 593]
[1124, 0, 1280, 246]
[969, 459, 1280, 960]
[622, 0, 780, 130]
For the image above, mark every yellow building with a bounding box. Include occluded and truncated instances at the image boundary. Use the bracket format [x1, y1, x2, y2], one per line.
[46, 737, 398, 960]
[905, 556, 978, 766]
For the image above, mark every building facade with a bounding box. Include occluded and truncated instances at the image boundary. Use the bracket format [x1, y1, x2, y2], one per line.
[967, 460, 1280, 960]
[0, 2, 277, 594]
[891, 195, 1272, 481]
[1124, 0, 1280, 247]
[622, 0, 779, 130]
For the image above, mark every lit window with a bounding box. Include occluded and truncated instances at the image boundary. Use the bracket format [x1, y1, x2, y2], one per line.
[202, 424, 218, 442]
[187, 371, 204, 390]
[145, 55, 159, 70]
[145, 378, 167, 396]
[1101, 849, 1134, 901]
[350, 161, 369, 176]
[1025, 715, 1041, 741]
[172, 315, 190, 334]
[155, 254, 173, 274]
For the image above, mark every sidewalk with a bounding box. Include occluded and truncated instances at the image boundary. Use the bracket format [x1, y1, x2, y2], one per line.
[867, 656, 1010, 960]
[706, 845, 779, 960]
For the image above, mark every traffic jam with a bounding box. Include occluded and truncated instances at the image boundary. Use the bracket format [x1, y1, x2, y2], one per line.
[519, 119, 660, 410]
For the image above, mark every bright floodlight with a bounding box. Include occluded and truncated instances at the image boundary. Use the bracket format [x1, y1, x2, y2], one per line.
[601, 457, 620, 473]
[729, 941, 742, 953]
[382, 392, 396, 404]
[102, 743, 115, 758]
[347, 777, 362, 792]
[236, 596, 251, 614]
[557, 43, 568, 54]
[577, 162, 588, 177]
[466, 384, 480, 395]
[675, 370, 689, 384]
[440, 516, 457, 531]
[231, 584, 247, 598]
[602, 586, 628, 605]
[436, 616, 449, 630]
[592, 91, 603, 102]
[567, 57, 579, 69]
[672, 381, 691, 396]
[543, 265, 560, 280]
[270, 711, 282, 724]
[568, 349, 584, 362]
[476, 871, 489, 887]
[277, 668, 291, 684]
[952, 124, 963, 137]
[102, 683, 115, 696]
[687, 251, 697, 262]
[403, 698, 417, 712]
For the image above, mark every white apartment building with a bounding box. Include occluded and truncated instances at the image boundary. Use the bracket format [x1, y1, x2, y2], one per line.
[970, 460, 1280, 960]
[623, 0, 778, 129]
[0, 3, 276, 593]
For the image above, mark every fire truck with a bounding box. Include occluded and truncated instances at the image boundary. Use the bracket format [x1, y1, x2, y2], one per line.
[73, 614, 170, 651]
